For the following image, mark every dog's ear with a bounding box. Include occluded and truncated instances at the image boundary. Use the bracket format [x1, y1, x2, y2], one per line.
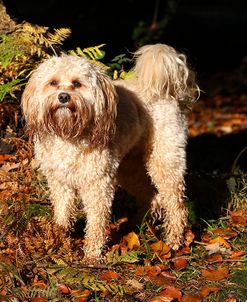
[90, 74, 118, 149]
[21, 72, 40, 139]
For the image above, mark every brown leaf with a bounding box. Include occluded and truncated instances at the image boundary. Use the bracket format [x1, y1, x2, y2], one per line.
[146, 274, 174, 287]
[71, 289, 91, 298]
[160, 271, 177, 281]
[209, 236, 231, 248]
[0, 290, 7, 296]
[1, 161, 20, 172]
[75, 298, 88, 302]
[230, 211, 247, 227]
[160, 286, 182, 301]
[109, 217, 128, 230]
[32, 280, 47, 289]
[229, 250, 245, 259]
[182, 294, 202, 302]
[135, 265, 161, 277]
[175, 246, 191, 256]
[199, 286, 220, 298]
[122, 232, 140, 250]
[206, 253, 223, 262]
[0, 154, 12, 164]
[146, 265, 162, 277]
[58, 283, 71, 294]
[100, 270, 120, 281]
[149, 296, 173, 302]
[172, 258, 188, 271]
[201, 266, 229, 281]
[213, 227, 237, 239]
[126, 279, 144, 290]
[31, 298, 49, 302]
[184, 229, 195, 246]
[150, 240, 171, 259]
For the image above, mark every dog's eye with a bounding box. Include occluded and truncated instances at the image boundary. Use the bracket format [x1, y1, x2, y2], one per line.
[50, 80, 58, 86]
[72, 80, 82, 88]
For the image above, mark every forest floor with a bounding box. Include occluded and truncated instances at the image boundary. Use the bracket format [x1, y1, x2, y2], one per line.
[0, 66, 246, 302]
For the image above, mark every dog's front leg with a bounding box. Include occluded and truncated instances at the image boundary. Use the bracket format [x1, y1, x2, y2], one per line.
[46, 175, 76, 230]
[79, 175, 116, 263]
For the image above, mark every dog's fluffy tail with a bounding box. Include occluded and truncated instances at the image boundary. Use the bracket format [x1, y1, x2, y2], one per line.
[133, 43, 199, 106]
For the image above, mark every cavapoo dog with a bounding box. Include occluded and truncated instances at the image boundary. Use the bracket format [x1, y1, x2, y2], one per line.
[21, 43, 199, 263]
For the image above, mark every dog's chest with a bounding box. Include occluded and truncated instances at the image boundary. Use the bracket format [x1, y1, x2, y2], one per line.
[35, 138, 103, 181]
[34, 137, 118, 189]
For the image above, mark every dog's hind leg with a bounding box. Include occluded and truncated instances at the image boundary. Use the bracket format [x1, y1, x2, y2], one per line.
[145, 101, 188, 250]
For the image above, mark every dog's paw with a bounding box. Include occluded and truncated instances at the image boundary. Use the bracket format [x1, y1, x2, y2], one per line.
[82, 255, 107, 267]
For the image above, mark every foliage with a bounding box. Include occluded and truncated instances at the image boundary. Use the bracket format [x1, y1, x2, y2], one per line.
[0, 22, 71, 102]
[0, 23, 133, 105]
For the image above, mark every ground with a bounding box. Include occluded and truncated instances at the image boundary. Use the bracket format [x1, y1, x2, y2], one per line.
[0, 66, 246, 301]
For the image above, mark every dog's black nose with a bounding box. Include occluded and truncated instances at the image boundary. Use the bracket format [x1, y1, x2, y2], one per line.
[58, 92, 71, 103]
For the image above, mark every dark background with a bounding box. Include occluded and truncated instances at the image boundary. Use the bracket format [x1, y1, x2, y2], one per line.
[3, 0, 247, 76]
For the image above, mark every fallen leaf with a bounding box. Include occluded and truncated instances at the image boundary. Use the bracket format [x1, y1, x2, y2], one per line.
[184, 229, 195, 246]
[199, 286, 220, 297]
[126, 279, 144, 290]
[135, 265, 161, 277]
[209, 236, 231, 248]
[58, 283, 71, 294]
[31, 298, 48, 302]
[213, 227, 237, 239]
[172, 258, 188, 271]
[201, 232, 212, 243]
[0, 289, 7, 296]
[109, 217, 128, 230]
[149, 296, 173, 302]
[201, 266, 229, 281]
[230, 211, 247, 227]
[71, 289, 91, 298]
[160, 271, 177, 281]
[175, 246, 191, 256]
[160, 286, 182, 301]
[206, 253, 223, 262]
[146, 274, 174, 287]
[204, 241, 231, 255]
[0, 154, 12, 164]
[32, 280, 47, 289]
[122, 232, 140, 250]
[150, 240, 171, 259]
[182, 294, 202, 302]
[229, 250, 245, 259]
[1, 161, 20, 172]
[100, 270, 120, 281]
[75, 298, 88, 302]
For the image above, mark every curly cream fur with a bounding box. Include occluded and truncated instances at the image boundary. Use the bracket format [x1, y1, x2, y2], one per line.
[21, 43, 198, 263]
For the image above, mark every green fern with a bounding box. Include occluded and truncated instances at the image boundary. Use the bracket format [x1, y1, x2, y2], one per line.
[69, 44, 106, 60]
[0, 78, 24, 102]
[16, 23, 71, 56]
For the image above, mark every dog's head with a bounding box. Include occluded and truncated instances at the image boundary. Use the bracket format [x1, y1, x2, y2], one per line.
[21, 54, 118, 148]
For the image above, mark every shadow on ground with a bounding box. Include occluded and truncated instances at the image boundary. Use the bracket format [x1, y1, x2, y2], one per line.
[186, 129, 247, 221]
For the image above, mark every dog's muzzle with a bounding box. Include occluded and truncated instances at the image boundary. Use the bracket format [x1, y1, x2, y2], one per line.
[58, 92, 71, 104]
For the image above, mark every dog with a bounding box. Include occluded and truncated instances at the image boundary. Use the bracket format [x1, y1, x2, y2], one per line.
[21, 43, 199, 263]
